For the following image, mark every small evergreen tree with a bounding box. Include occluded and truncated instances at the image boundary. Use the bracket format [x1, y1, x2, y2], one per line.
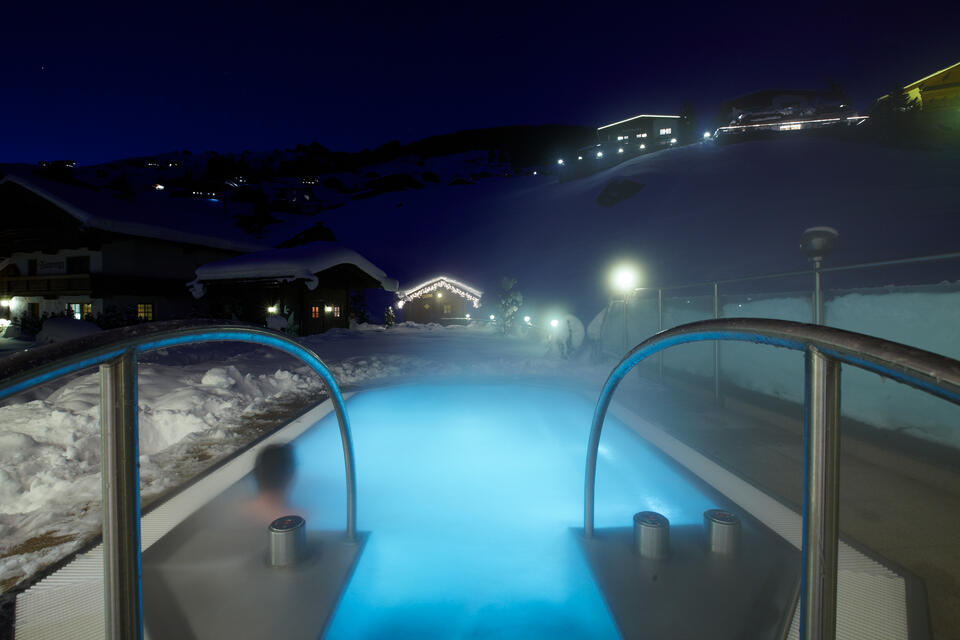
[497, 277, 523, 335]
[384, 305, 395, 328]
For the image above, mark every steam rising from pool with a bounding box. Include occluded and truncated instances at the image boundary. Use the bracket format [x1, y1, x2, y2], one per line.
[289, 384, 715, 638]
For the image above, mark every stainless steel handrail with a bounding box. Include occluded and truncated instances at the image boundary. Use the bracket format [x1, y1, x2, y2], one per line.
[584, 317, 960, 640]
[0, 320, 359, 640]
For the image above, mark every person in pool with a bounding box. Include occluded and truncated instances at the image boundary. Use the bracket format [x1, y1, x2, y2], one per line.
[241, 443, 299, 523]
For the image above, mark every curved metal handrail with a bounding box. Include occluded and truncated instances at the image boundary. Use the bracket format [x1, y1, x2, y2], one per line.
[584, 317, 960, 640]
[0, 320, 358, 639]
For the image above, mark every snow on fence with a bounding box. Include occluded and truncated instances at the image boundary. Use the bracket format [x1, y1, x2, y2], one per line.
[595, 282, 960, 449]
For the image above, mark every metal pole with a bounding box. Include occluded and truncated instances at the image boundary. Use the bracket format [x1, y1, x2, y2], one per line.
[623, 296, 629, 353]
[800, 346, 841, 640]
[813, 258, 824, 325]
[657, 288, 663, 379]
[713, 282, 720, 402]
[100, 349, 143, 640]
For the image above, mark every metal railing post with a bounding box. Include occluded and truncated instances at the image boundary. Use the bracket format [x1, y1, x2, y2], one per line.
[813, 261, 824, 325]
[800, 346, 841, 640]
[100, 349, 143, 640]
[713, 282, 720, 402]
[657, 288, 663, 379]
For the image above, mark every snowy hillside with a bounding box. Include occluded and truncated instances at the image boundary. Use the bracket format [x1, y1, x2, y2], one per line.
[327, 137, 960, 317]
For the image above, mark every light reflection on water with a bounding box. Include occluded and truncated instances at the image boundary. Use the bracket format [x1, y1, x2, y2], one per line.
[288, 384, 715, 639]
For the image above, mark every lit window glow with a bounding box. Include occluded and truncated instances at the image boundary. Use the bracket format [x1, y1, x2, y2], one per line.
[618, 148, 624, 153]
[640, 144, 646, 149]
[659, 128, 672, 135]
[324, 306, 333, 313]
[670, 138, 677, 144]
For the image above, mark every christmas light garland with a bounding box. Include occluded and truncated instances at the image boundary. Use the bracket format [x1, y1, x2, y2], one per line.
[397, 277, 482, 309]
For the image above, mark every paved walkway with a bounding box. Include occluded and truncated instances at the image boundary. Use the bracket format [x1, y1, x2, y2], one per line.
[616, 371, 960, 640]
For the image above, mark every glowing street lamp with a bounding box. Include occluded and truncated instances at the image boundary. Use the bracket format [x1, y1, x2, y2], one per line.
[523, 315, 531, 324]
[596, 151, 603, 159]
[489, 314, 495, 321]
[550, 318, 560, 328]
[267, 305, 279, 315]
[557, 158, 564, 165]
[610, 264, 639, 352]
[703, 131, 712, 139]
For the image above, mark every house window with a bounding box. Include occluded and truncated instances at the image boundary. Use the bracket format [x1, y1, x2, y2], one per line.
[443, 304, 452, 314]
[333, 306, 341, 318]
[659, 127, 672, 135]
[311, 306, 320, 319]
[68, 303, 92, 319]
[137, 303, 154, 321]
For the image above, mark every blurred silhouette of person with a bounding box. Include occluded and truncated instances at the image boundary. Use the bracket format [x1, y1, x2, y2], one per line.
[241, 443, 299, 523]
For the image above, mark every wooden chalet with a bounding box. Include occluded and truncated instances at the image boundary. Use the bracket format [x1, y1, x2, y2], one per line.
[396, 276, 483, 325]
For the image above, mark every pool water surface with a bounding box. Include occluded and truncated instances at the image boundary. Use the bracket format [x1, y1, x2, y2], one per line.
[287, 383, 718, 639]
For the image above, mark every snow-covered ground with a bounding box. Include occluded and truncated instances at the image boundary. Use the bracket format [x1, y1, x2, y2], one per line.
[0, 323, 609, 592]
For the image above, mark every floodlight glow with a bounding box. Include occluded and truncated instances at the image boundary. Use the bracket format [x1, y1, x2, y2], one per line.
[610, 264, 638, 293]
[703, 131, 711, 139]
[533, 171, 538, 175]
[465, 313, 471, 319]
[153, 183, 165, 190]
[267, 305, 279, 314]
[618, 148, 623, 153]
[324, 306, 333, 313]
[639, 144, 645, 149]
[0, 319, 9, 328]
[596, 151, 603, 158]
[550, 318, 560, 328]
[489, 314, 495, 320]
[437, 292, 443, 298]
[670, 138, 677, 144]
[557, 158, 564, 165]
[523, 315, 530, 323]
[0, 300, 9, 307]
[578, 155, 583, 160]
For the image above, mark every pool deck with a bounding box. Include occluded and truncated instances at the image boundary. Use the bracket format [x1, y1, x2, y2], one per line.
[615, 370, 960, 640]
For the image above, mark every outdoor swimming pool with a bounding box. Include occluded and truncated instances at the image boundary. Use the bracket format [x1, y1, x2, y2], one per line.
[281, 382, 721, 639]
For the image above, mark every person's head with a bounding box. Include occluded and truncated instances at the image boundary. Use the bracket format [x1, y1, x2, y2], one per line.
[254, 444, 296, 496]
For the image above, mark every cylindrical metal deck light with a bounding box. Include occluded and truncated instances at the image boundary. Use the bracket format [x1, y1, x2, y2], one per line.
[633, 511, 670, 559]
[268, 515, 307, 567]
[704, 509, 740, 555]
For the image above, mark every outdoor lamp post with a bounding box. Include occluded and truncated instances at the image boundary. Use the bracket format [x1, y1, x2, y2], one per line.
[610, 265, 638, 353]
[800, 227, 839, 325]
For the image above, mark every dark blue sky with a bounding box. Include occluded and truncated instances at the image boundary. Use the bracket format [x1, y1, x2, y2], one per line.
[2, 1, 958, 165]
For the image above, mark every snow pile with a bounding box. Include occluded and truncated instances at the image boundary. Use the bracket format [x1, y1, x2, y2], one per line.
[35, 318, 101, 345]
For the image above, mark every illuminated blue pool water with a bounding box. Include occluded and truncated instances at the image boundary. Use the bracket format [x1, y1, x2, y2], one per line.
[288, 383, 717, 639]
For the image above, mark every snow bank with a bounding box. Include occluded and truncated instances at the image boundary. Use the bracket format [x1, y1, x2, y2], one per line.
[35, 318, 101, 345]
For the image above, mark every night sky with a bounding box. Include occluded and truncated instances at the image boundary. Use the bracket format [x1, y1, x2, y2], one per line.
[3, 1, 959, 166]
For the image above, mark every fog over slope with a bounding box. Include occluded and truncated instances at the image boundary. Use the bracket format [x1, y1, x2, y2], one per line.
[331, 137, 960, 318]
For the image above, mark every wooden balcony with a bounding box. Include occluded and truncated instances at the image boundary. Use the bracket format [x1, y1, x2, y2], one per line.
[0, 274, 93, 296]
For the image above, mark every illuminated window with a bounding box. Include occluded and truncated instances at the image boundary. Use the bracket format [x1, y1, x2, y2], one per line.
[333, 306, 341, 318]
[640, 133, 648, 138]
[659, 128, 672, 135]
[67, 303, 92, 319]
[311, 306, 320, 319]
[137, 303, 154, 321]
[779, 123, 802, 131]
[443, 304, 452, 314]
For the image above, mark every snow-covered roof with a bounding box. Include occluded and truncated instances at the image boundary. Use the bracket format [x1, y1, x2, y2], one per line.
[0, 173, 294, 253]
[190, 242, 398, 295]
[397, 276, 483, 309]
